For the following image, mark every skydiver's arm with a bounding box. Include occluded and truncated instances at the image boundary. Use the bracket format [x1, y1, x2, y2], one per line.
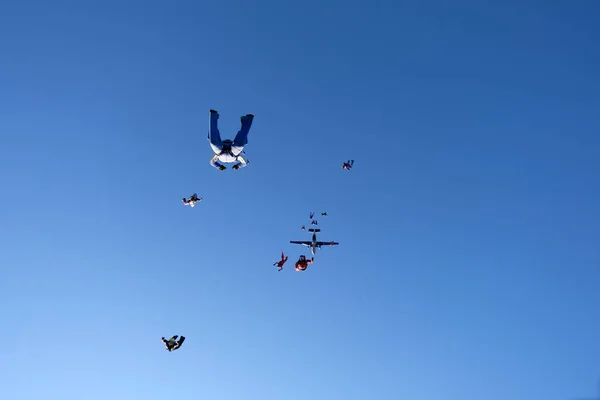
[210, 154, 225, 169]
[237, 155, 249, 167]
[233, 155, 249, 170]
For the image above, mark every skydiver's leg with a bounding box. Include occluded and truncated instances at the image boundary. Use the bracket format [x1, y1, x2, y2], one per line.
[232, 114, 254, 152]
[208, 110, 223, 153]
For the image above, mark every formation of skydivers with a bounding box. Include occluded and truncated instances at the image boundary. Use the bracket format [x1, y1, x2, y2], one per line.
[301, 212, 325, 230]
[169, 110, 353, 351]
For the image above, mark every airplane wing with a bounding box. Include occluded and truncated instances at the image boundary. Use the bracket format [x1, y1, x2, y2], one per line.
[316, 241, 339, 246]
[290, 241, 311, 247]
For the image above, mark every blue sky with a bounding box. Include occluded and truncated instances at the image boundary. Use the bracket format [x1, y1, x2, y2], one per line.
[1, 1, 599, 399]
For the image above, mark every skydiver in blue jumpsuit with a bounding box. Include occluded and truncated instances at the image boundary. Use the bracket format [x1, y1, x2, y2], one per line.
[208, 109, 254, 171]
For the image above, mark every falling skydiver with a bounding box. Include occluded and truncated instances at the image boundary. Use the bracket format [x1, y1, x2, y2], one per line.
[295, 255, 314, 271]
[162, 335, 186, 351]
[273, 252, 289, 271]
[342, 160, 354, 170]
[208, 109, 254, 171]
[182, 193, 202, 207]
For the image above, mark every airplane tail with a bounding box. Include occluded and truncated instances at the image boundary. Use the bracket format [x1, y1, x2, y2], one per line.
[308, 229, 321, 233]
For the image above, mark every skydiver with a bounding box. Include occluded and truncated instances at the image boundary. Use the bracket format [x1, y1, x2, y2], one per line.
[162, 335, 186, 351]
[182, 193, 202, 207]
[321, 212, 327, 216]
[208, 109, 254, 171]
[311, 219, 318, 225]
[309, 212, 314, 219]
[342, 160, 354, 170]
[295, 255, 314, 272]
[301, 225, 305, 230]
[273, 252, 289, 271]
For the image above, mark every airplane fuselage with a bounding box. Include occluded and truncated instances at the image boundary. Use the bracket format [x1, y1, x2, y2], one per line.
[309, 232, 318, 255]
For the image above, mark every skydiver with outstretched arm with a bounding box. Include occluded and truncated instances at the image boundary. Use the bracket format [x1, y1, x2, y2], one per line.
[295, 255, 314, 272]
[182, 193, 202, 207]
[273, 252, 288, 271]
[208, 109, 254, 171]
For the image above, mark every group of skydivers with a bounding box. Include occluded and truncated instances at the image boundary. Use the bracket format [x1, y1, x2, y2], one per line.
[273, 212, 329, 271]
[272, 253, 314, 272]
[166, 110, 354, 352]
[301, 211, 326, 230]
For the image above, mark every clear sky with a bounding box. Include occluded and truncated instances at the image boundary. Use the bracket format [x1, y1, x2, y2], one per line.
[1, 1, 599, 399]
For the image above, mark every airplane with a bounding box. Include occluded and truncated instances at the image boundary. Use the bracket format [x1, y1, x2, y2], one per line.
[289, 229, 339, 255]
